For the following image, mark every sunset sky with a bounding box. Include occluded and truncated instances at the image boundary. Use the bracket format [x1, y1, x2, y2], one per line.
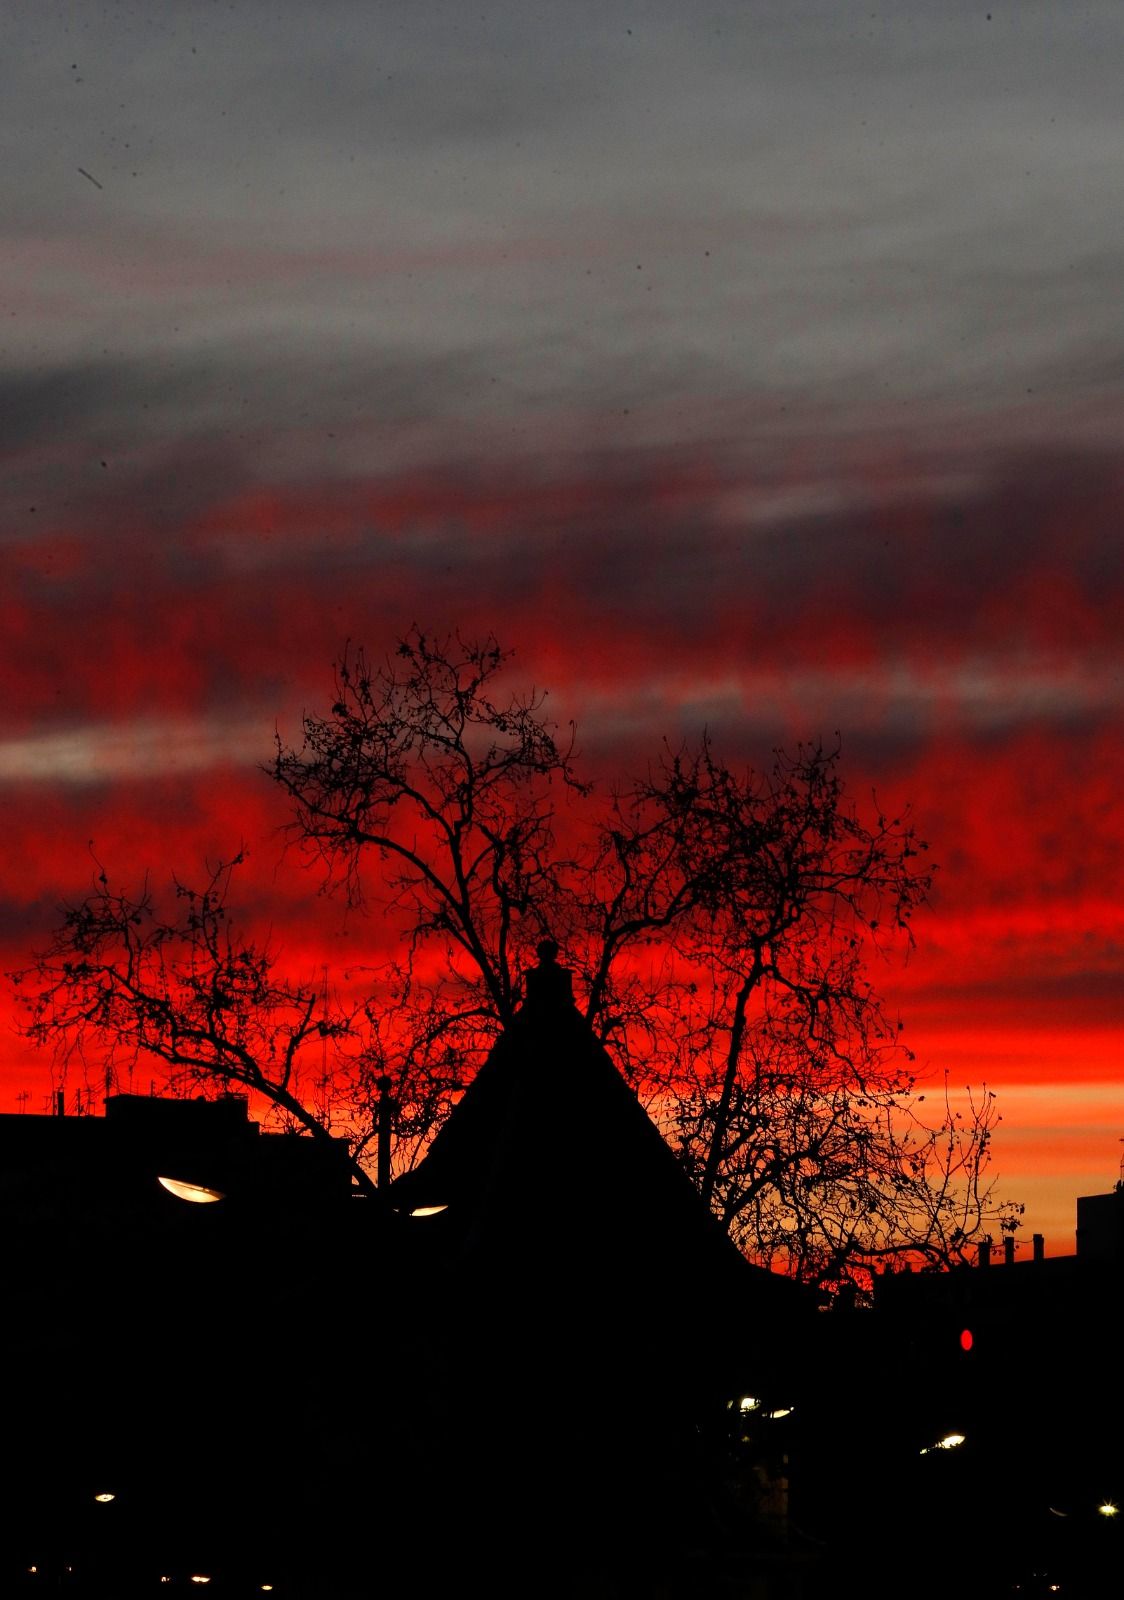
[3, 2, 1122, 1252]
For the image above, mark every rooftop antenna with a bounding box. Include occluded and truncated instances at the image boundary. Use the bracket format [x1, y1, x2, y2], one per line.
[15, 1091, 29, 1115]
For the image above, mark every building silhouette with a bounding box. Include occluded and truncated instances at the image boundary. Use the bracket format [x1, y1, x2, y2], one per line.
[0, 957, 818, 1597]
[8, 949, 1115, 1595]
[857, 1187, 1124, 1597]
[0, 1093, 407, 1597]
[389, 940, 814, 1595]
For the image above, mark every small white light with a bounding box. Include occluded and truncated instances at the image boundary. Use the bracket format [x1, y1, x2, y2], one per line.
[94, 1491, 115, 1503]
[190, 1577, 212, 1585]
[409, 1204, 448, 1217]
[920, 1432, 966, 1455]
[738, 1396, 760, 1413]
[1099, 1501, 1118, 1518]
[159, 1176, 226, 1204]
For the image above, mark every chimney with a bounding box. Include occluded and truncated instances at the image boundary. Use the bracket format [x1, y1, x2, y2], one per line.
[1033, 1232, 1045, 1263]
[1003, 1235, 1015, 1266]
[56, 1089, 65, 1118]
[978, 1239, 991, 1269]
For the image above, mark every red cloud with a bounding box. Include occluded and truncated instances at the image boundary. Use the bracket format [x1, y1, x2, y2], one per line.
[2, 442, 1120, 1251]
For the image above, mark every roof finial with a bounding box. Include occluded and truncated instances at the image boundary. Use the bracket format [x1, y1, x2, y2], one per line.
[523, 937, 574, 1014]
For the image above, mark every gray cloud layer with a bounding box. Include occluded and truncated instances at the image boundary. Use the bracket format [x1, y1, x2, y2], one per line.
[5, 0, 1122, 479]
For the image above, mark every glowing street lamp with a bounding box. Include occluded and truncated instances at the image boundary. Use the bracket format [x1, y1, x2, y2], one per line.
[919, 1432, 966, 1456]
[158, 1176, 226, 1204]
[1098, 1501, 1118, 1518]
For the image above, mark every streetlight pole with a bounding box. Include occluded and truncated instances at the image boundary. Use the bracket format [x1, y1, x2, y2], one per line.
[377, 1075, 394, 1196]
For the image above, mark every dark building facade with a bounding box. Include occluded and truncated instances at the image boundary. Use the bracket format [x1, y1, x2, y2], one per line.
[0, 1094, 398, 1597]
[0, 999, 818, 1598]
[857, 1189, 1124, 1598]
[388, 945, 815, 1596]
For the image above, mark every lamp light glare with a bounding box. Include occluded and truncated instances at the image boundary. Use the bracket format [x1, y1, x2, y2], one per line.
[920, 1432, 966, 1455]
[158, 1176, 225, 1204]
[1099, 1501, 1118, 1518]
[94, 1492, 115, 1503]
[766, 1407, 794, 1420]
[409, 1204, 448, 1217]
[738, 1396, 760, 1413]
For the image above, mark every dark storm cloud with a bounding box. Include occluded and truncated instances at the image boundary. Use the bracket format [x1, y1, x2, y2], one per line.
[0, 342, 497, 459]
[2, 429, 1119, 779]
[8, 422, 1122, 634]
[0, 338, 505, 544]
[0, 363, 138, 455]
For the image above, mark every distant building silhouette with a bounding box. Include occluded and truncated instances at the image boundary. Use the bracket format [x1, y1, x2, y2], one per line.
[855, 1187, 1124, 1599]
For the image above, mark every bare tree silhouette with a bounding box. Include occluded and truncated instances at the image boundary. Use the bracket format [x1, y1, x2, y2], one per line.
[12, 626, 1019, 1291]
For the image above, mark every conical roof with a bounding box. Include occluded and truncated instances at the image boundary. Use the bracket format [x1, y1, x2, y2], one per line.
[388, 949, 813, 1592]
[392, 946, 804, 1330]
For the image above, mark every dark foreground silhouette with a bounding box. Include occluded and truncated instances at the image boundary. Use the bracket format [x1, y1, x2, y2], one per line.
[1, 949, 1119, 1596]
